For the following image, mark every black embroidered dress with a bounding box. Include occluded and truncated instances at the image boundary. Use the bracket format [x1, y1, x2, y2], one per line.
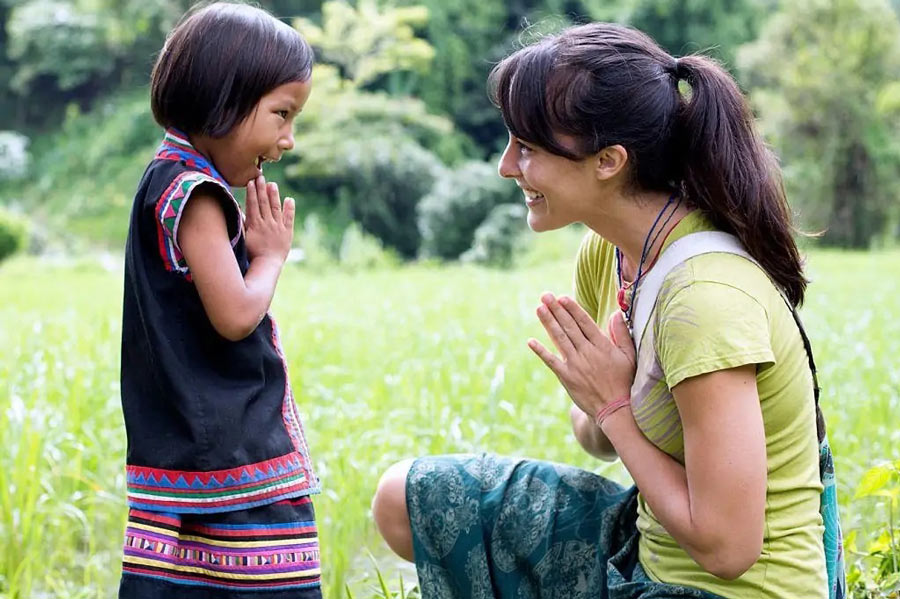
[118, 129, 321, 597]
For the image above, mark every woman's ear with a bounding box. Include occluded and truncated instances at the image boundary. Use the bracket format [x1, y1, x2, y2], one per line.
[594, 145, 628, 182]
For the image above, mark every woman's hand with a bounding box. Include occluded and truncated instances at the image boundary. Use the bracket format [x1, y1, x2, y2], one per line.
[528, 293, 636, 422]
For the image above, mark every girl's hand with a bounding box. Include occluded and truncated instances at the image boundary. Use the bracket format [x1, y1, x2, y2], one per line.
[528, 293, 636, 422]
[244, 175, 295, 264]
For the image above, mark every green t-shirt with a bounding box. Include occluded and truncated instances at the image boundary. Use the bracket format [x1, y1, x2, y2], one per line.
[574, 212, 826, 598]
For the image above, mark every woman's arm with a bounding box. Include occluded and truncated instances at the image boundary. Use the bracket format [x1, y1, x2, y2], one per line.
[530, 294, 767, 580]
[601, 365, 767, 579]
[570, 405, 618, 461]
[178, 177, 295, 341]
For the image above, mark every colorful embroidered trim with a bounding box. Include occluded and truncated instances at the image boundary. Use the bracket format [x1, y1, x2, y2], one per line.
[270, 315, 319, 492]
[155, 172, 242, 278]
[122, 500, 321, 590]
[155, 128, 229, 188]
[126, 452, 314, 514]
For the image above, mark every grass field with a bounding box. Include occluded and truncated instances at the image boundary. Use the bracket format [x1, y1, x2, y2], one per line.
[1, 247, 898, 598]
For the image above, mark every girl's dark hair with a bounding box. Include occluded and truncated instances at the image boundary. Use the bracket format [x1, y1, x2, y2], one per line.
[151, 2, 314, 138]
[490, 23, 806, 306]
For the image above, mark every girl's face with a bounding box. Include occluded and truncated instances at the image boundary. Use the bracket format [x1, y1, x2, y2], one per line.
[206, 80, 313, 186]
[497, 132, 599, 232]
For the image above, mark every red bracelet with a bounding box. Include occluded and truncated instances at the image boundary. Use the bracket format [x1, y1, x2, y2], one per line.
[594, 396, 631, 428]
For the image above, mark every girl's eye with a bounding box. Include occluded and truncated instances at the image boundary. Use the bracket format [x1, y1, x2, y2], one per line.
[517, 141, 533, 156]
[276, 110, 289, 119]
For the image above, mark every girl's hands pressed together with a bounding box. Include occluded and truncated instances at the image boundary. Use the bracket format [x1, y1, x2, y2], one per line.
[244, 175, 295, 265]
[528, 293, 637, 423]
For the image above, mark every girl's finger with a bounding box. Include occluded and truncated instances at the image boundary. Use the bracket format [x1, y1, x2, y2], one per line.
[537, 304, 576, 358]
[559, 295, 607, 345]
[256, 176, 272, 220]
[283, 196, 295, 228]
[245, 178, 260, 223]
[527, 338, 564, 376]
[267, 182, 281, 218]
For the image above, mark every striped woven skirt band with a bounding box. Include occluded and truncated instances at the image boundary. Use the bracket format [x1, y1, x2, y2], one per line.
[121, 496, 321, 594]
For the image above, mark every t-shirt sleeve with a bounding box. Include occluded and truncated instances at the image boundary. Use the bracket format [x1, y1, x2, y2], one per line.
[155, 172, 242, 276]
[655, 279, 776, 389]
[574, 232, 618, 324]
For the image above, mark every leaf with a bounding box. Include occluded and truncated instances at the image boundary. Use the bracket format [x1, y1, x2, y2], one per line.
[856, 463, 896, 499]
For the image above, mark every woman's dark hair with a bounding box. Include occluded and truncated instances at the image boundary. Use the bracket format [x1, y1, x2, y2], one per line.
[489, 23, 806, 306]
[151, 2, 314, 138]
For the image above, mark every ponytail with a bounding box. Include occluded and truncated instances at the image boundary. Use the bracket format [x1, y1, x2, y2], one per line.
[674, 55, 807, 306]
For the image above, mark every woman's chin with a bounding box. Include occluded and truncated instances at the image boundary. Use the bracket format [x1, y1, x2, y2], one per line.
[527, 212, 562, 233]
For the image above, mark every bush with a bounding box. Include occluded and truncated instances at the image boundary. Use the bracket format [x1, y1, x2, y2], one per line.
[338, 223, 400, 270]
[417, 161, 521, 260]
[0, 209, 29, 262]
[296, 213, 335, 271]
[461, 203, 527, 268]
[846, 460, 900, 598]
[333, 138, 443, 259]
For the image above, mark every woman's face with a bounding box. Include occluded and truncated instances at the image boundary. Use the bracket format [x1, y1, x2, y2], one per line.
[497, 132, 598, 232]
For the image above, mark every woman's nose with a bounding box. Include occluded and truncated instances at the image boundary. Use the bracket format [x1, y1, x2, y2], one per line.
[497, 142, 520, 179]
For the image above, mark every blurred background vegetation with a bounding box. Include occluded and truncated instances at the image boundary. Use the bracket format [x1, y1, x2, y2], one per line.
[1, 0, 899, 264]
[1, 1, 900, 598]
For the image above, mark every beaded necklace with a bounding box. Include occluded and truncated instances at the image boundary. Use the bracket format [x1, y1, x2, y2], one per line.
[615, 192, 683, 330]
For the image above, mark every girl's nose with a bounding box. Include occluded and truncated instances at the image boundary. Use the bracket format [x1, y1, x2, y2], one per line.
[497, 140, 520, 179]
[279, 131, 295, 151]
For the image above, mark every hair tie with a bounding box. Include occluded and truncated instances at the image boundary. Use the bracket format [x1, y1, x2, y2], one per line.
[671, 58, 691, 82]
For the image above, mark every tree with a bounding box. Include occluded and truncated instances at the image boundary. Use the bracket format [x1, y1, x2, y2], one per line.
[400, 0, 621, 155]
[295, 0, 434, 87]
[286, 3, 474, 257]
[626, 0, 775, 69]
[738, 0, 900, 247]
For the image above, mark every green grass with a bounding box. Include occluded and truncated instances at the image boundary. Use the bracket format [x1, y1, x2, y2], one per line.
[1, 249, 898, 598]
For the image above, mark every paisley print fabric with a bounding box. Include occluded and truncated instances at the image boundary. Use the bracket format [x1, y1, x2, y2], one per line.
[406, 454, 722, 599]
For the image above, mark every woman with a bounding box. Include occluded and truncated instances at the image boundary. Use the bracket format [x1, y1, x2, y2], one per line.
[372, 23, 837, 598]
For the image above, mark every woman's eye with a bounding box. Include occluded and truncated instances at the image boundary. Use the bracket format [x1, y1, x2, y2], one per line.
[518, 142, 533, 155]
[276, 110, 289, 119]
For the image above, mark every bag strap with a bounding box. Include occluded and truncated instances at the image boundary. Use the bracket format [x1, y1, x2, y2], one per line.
[629, 231, 824, 443]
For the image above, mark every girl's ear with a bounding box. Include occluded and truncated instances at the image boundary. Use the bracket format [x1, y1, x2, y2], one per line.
[594, 145, 628, 182]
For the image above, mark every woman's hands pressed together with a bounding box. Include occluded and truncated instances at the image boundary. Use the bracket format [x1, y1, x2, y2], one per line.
[528, 293, 637, 425]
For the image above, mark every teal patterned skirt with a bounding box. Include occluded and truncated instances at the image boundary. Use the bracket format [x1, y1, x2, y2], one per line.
[406, 454, 722, 599]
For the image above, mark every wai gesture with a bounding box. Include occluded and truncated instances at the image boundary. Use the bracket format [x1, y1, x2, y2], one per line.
[528, 293, 637, 426]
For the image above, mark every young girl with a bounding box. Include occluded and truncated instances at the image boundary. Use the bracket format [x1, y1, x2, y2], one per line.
[119, 3, 320, 597]
[373, 23, 844, 599]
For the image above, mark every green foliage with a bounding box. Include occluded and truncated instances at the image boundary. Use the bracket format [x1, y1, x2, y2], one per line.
[399, 0, 510, 152]
[0, 208, 28, 262]
[403, 0, 617, 153]
[285, 63, 464, 258]
[338, 138, 441, 258]
[738, 0, 900, 247]
[0, 131, 29, 181]
[0, 89, 159, 246]
[461, 203, 528, 268]
[296, 0, 434, 87]
[7, 1, 114, 93]
[417, 160, 521, 260]
[2, 0, 186, 127]
[847, 461, 900, 597]
[626, 0, 774, 69]
[338, 223, 401, 270]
